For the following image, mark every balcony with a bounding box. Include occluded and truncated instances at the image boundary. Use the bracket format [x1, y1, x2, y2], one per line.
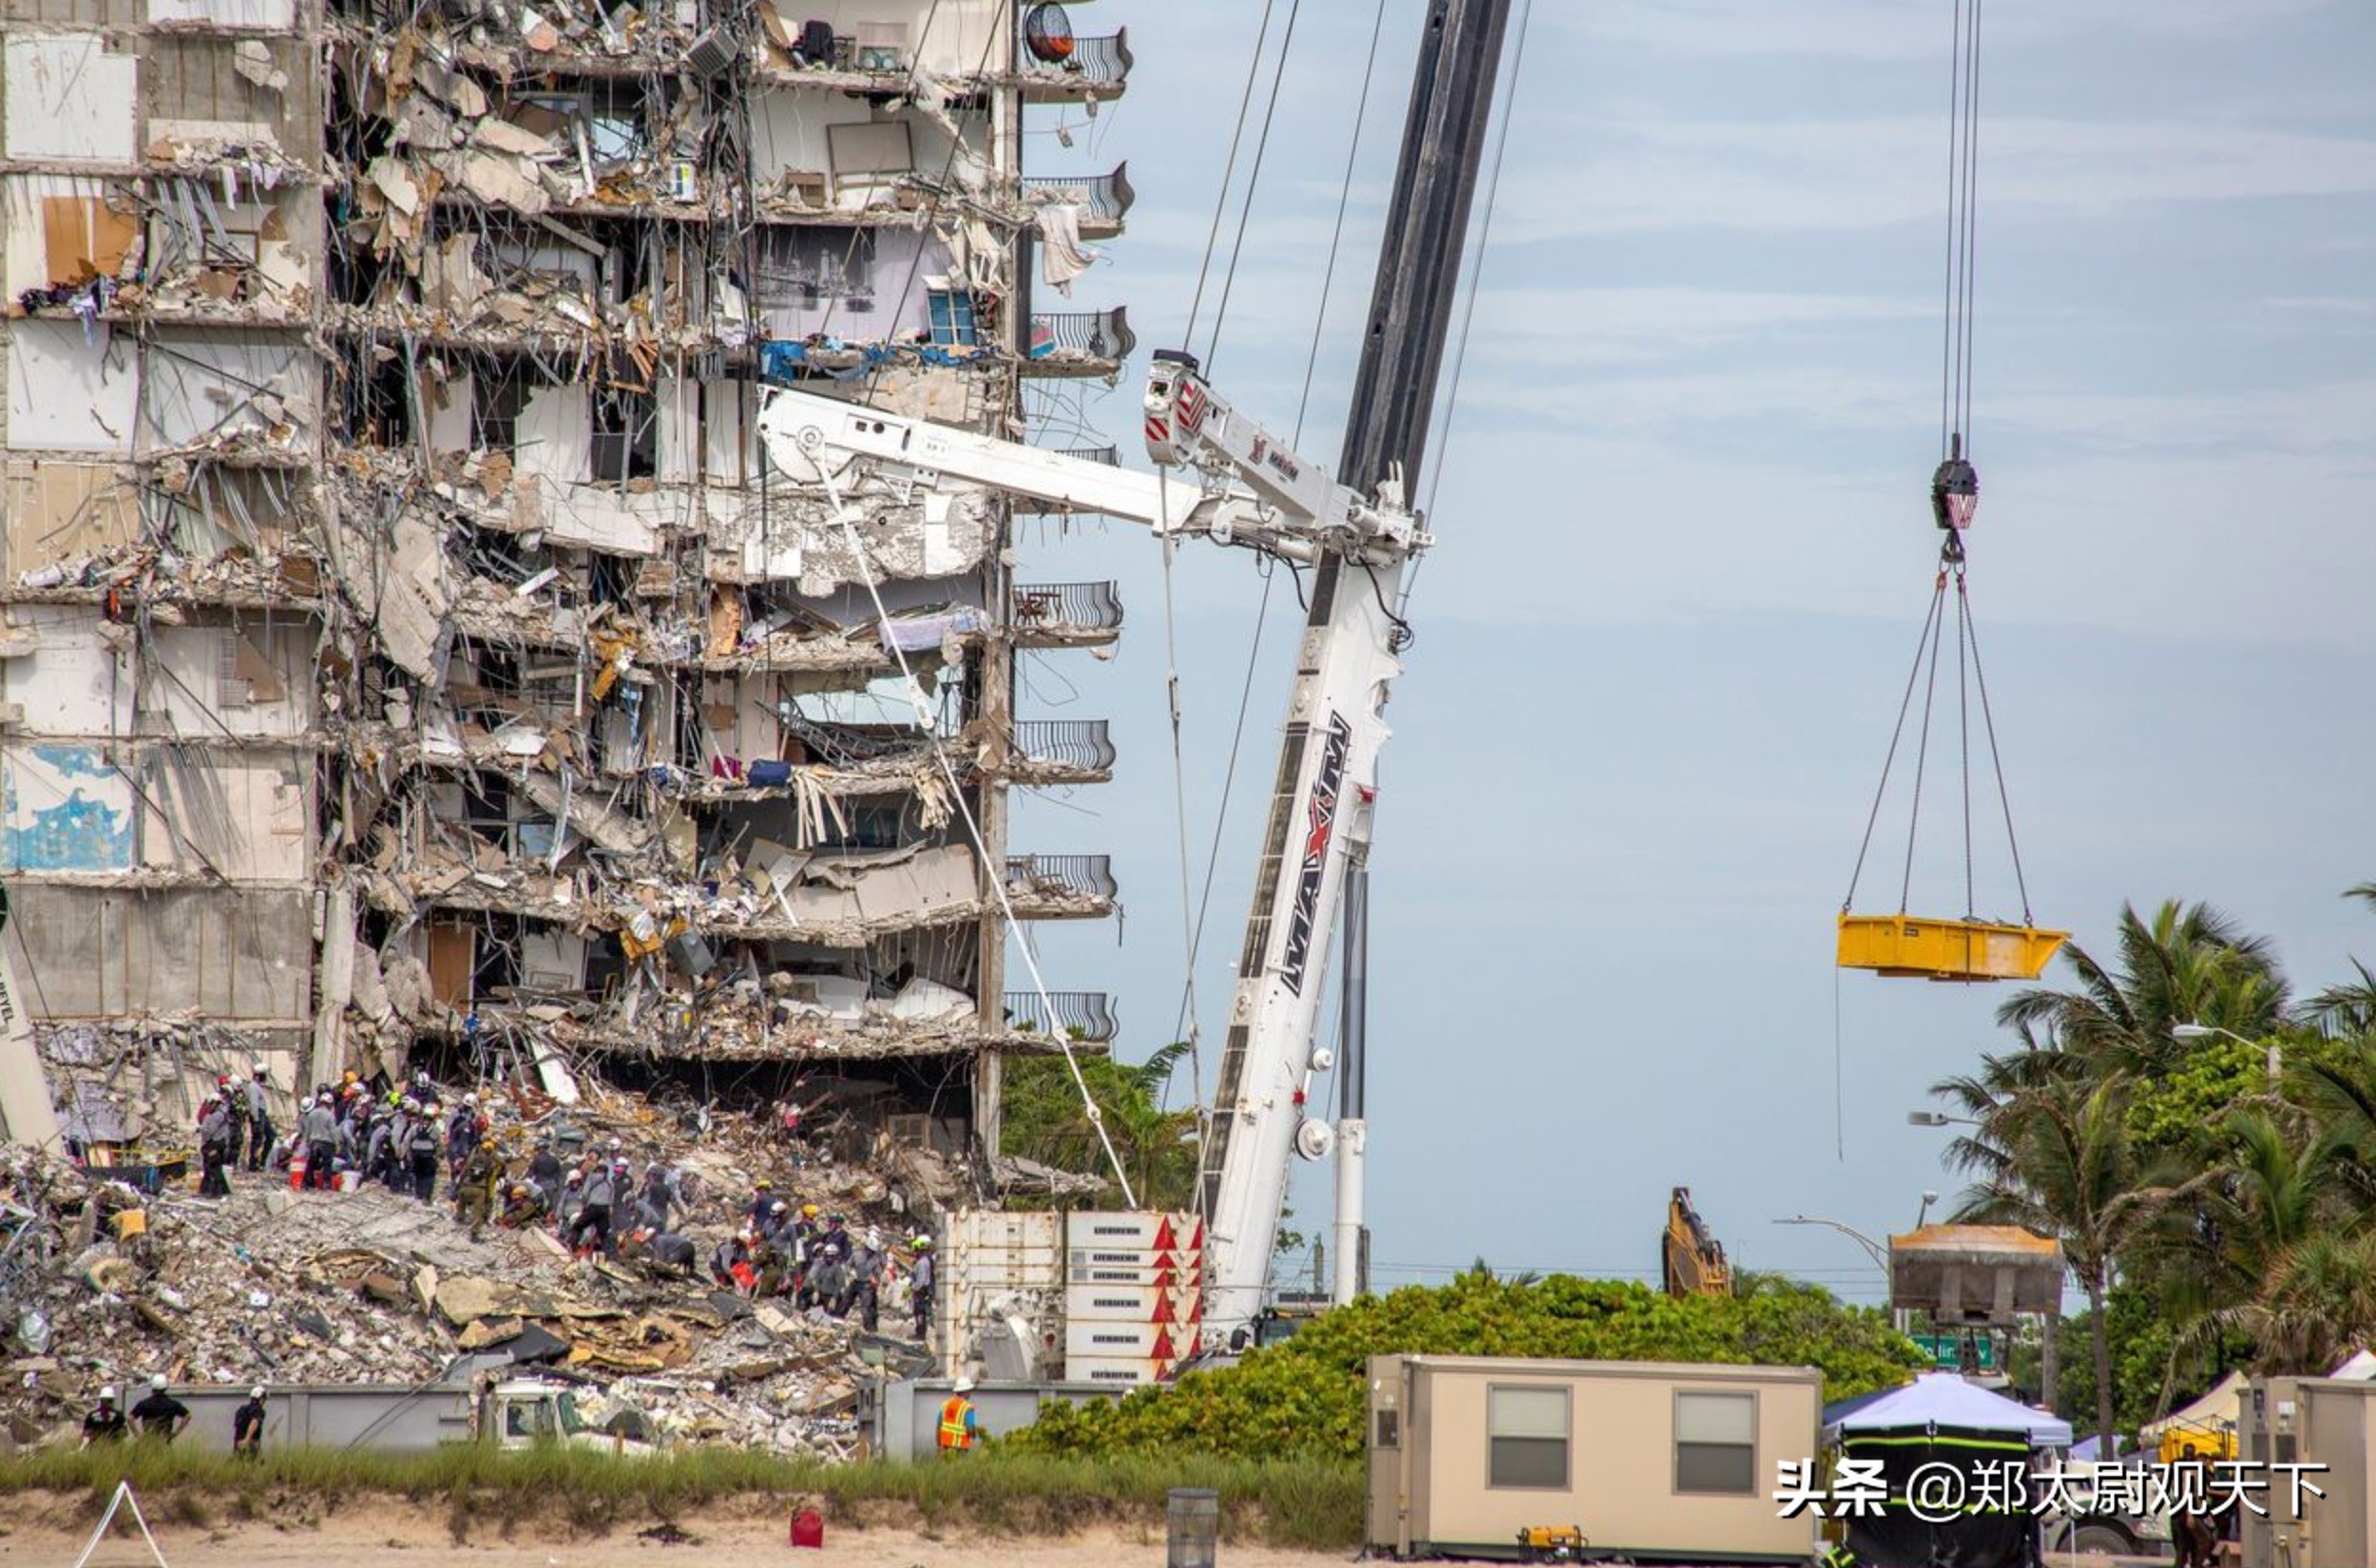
[1003, 989, 1120, 1044]
[1026, 307, 1135, 379]
[1022, 163, 1136, 239]
[1016, 28, 1133, 103]
[1005, 853, 1119, 920]
[1007, 717, 1116, 784]
[1012, 579, 1123, 647]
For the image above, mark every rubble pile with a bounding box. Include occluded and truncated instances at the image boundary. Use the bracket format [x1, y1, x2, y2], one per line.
[0, 1079, 947, 1456]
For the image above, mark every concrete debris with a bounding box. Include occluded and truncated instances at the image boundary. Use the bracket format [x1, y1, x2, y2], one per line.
[0, 1072, 948, 1456]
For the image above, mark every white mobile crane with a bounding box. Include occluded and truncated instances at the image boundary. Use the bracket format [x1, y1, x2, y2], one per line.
[757, 0, 1512, 1352]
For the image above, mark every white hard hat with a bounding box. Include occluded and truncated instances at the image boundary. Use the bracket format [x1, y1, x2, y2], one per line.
[99, 1385, 117, 1402]
[952, 1376, 976, 1394]
[464, 1093, 478, 1106]
[250, 1386, 266, 1400]
[252, 1061, 268, 1075]
[149, 1373, 167, 1390]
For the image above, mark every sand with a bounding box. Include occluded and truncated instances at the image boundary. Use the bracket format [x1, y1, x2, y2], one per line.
[0, 1498, 1349, 1568]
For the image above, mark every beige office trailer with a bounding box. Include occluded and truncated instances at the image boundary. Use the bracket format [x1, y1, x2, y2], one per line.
[1367, 1355, 1824, 1563]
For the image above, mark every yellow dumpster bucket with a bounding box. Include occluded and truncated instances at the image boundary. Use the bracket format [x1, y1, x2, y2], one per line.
[1837, 913, 2068, 982]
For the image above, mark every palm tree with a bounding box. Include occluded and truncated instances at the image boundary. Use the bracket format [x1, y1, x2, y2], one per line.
[2167, 1111, 2356, 1373]
[2305, 886, 2376, 1036]
[1996, 900, 2288, 1075]
[1000, 1040, 1201, 1208]
[1946, 1074, 2212, 1447]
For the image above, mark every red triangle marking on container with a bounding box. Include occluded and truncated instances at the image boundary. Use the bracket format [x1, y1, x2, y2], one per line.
[1152, 1327, 1176, 1361]
[1152, 1293, 1175, 1323]
[1152, 1217, 1176, 1252]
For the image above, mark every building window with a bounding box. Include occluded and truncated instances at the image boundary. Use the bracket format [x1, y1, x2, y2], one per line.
[590, 387, 657, 482]
[1487, 1386, 1568, 1490]
[1676, 1390, 1756, 1495]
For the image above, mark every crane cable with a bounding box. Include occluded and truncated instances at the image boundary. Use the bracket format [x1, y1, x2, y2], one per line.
[1167, 0, 1393, 1086]
[1153, 0, 1313, 1120]
[814, 464, 1139, 1206]
[1840, 0, 2031, 927]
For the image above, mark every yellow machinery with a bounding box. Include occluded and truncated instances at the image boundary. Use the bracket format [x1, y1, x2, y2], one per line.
[2157, 1420, 2236, 1466]
[1516, 1524, 1588, 1562]
[1662, 1187, 1733, 1299]
[1837, 913, 2067, 984]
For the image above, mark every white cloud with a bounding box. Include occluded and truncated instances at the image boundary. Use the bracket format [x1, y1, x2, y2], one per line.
[1561, 0, 2346, 61]
[1460, 286, 1929, 369]
[1491, 116, 2376, 240]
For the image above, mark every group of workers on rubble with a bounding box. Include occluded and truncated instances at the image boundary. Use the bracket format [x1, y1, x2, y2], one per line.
[184, 1061, 940, 1342]
[191, 1064, 494, 1204]
[695, 1178, 935, 1338]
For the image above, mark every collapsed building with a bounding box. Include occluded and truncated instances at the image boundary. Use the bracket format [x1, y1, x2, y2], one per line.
[0, 0, 1135, 1176]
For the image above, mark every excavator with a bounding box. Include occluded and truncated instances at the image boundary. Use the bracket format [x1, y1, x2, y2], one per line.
[1661, 1187, 1733, 1299]
[754, 0, 1513, 1362]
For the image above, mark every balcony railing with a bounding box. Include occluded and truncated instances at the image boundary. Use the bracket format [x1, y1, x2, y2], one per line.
[1004, 989, 1119, 1043]
[1014, 580, 1123, 635]
[1022, 163, 1136, 227]
[1005, 853, 1119, 902]
[1028, 307, 1136, 366]
[1010, 718, 1116, 774]
[1019, 28, 1133, 92]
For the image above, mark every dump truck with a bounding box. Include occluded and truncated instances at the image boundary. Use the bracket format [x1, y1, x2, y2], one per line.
[166, 1372, 654, 1456]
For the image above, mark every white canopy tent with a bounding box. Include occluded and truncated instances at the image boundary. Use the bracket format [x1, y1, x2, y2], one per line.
[1824, 1371, 2074, 1446]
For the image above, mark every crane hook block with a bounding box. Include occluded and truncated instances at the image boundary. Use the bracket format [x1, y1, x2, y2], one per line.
[1836, 912, 2067, 983]
[1932, 437, 1979, 532]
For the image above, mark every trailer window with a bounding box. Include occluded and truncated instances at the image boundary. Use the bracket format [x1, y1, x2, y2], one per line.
[1488, 1386, 1568, 1489]
[1676, 1390, 1756, 1494]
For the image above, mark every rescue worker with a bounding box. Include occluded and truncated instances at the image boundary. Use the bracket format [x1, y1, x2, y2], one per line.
[745, 1177, 776, 1227]
[454, 1138, 501, 1237]
[363, 1103, 397, 1188]
[812, 1213, 853, 1266]
[243, 1061, 276, 1171]
[637, 1163, 678, 1233]
[709, 1231, 752, 1291]
[556, 1170, 585, 1236]
[499, 1181, 548, 1229]
[838, 1233, 882, 1330]
[935, 1377, 982, 1454]
[446, 1095, 482, 1186]
[233, 1386, 267, 1458]
[217, 1074, 249, 1167]
[300, 1092, 339, 1191]
[570, 1159, 616, 1256]
[130, 1373, 190, 1442]
[406, 1100, 441, 1201]
[196, 1093, 235, 1199]
[81, 1386, 127, 1446]
[910, 1236, 935, 1339]
[527, 1138, 565, 1214]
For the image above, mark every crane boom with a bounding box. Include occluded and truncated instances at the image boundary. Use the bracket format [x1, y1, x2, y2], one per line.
[756, 350, 1419, 1351]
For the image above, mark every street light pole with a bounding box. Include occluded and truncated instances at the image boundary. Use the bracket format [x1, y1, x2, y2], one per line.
[1773, 1214, 1907, 1331]
[2173, 1022, 2281, 1086]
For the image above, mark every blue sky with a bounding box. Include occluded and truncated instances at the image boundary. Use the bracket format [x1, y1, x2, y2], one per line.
[1007, 0, 2376, 1303]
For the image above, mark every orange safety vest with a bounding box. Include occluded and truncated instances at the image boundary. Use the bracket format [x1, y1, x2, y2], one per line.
[936, 1395, 976, 1450]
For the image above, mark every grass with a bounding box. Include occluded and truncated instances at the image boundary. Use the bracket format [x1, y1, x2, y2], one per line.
[0, 1443, 1364, 1550]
